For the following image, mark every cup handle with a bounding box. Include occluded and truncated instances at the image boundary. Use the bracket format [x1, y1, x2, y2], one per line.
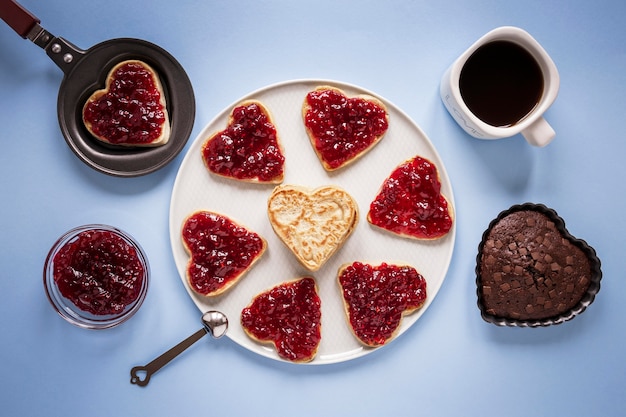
[521, 116, 555, 147]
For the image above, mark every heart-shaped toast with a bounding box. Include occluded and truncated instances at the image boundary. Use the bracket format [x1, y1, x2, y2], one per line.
[241, 277, 322, 362]
[302, 86, 389, 171]
[82, 60, 170, 147]
[338, 262, 427, 347]
[476, 203, 602, 326]
[267, 185, 358, 271]
[202, 100, 285, 183]
[181, 211, 267, 297]
[368, 155, 453, 240]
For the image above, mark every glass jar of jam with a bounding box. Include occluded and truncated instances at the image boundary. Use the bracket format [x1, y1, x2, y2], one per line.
[43, 224, 149, 329]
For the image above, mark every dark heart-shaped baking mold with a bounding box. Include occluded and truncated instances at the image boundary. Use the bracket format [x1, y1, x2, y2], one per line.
[475, 203, 602, 327]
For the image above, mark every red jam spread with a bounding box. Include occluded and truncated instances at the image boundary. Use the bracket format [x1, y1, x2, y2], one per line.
[53, 229, 145, 316]
[202, 102, 285, 182]
[83, 61, 167, 145]
[241, 277, 322, 362]
[304, 88, 388, 170]
[368, 156, 453, 239]
[182, 211, 265, 296]
[338, 262, 427, 346]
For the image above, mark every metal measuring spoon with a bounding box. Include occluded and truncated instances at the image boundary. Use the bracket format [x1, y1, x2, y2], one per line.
[130, 311, 228, 387]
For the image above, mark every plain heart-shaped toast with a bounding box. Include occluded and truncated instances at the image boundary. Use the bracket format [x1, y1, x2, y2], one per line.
[82, 60, 170, 147]
[368, 155, 453, 240]
[476, 203, 602, 326]
[240, 277, 322, 362]
[302, 86, 389, 171]
[267, 185, 358, 271]
[181, 211, 267, 297]
[338, 262, 427, 347]
[201, 100, 285, 183]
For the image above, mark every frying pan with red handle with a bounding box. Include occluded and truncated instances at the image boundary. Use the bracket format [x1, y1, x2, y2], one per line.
[0, 0, 196, 177]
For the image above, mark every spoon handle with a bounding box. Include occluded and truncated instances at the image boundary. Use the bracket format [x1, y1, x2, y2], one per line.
[130, 327, 207, 387]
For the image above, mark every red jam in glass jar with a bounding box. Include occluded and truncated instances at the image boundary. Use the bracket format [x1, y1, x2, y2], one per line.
[50, 226, 147, 317]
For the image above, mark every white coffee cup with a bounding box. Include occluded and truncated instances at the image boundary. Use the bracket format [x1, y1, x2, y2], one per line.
[440, 26, 559, 147]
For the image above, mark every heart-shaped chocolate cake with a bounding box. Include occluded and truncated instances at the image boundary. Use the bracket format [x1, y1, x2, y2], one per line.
[181, 211, 267, 297]
[241, 277, 322, 363]
[267, 184, 358, 271]
[302, 86, 389, 171]
[202, 100, 285, 183]
[83, 60, 170, 147]
[476, 203, 602, 326]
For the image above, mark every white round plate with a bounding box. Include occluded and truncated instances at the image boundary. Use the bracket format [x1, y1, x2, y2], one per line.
[169, 79, 456, 364]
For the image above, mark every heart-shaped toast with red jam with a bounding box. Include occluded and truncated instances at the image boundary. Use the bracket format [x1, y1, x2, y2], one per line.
[202, 101, 285, 183]
[83, 60, 170, 147]
[302, 86, 389, 171]
[267, 185, 358, 271]
[181, 211, 267, 297]
[338, 262, 427, 347]
[241, 277, 322, 363]
[476, 203, 602, 326]
[368, 155, 453, 240]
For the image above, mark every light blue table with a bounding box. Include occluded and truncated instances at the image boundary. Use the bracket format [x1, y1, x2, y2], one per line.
[1, 1, 624, 415]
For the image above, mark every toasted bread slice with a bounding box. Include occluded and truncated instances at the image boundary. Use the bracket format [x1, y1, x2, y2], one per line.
[267, 184, 358, 271]
[337, 261, 427, 347]
[367, 155, 454, 240]
[181, 210, 267, 297]
[83, 60, 170, 147]
[201, 100, 285, 184]
[241, 277, 322, 363]
[302, 85, 389, 171]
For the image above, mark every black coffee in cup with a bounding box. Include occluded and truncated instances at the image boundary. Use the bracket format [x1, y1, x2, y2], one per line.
[459, 40, 544, 127]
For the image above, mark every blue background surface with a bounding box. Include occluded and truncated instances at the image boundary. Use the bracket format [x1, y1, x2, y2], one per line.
[1, 1, 624, 416]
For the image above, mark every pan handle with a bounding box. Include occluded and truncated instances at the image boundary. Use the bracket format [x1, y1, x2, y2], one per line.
[0, 0, 40, 38]
[0, 0, 54, 49]
[0, 0, 86, 74]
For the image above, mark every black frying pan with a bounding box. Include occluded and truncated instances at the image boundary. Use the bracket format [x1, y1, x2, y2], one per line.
[0, 0, 196, 177]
